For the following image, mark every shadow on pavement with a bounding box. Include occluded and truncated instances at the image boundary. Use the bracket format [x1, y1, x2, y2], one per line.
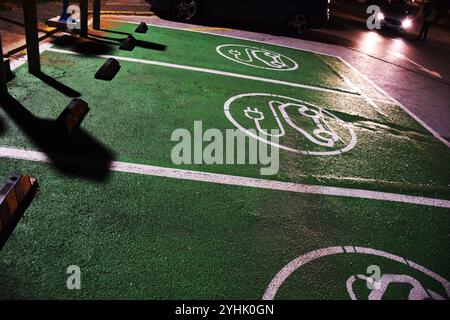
[33, 71, 81, 98]
[303, 29, 355, 47]
[0, 16, 56, 36]
[0, 94, 114, 182]
[99, 28, 132, 36]
[0, 117, 5, 137]
[89, 33, 168, 51]
[52, 33, 167, 54]
[152, 9, 286, 37]
[51, 35, 115, 55]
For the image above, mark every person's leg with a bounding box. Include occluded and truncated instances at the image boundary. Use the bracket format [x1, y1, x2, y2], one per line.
[417, 22, 426, 40]
[423, 22, 431, 41]
[59, 0, 70, 22]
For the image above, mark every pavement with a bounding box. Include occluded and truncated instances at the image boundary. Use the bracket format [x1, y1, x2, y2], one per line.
[118, 1, 450, 142]
[0, 20, 449, 299]
[101, 0, 151, 12]
[0, 1, 449, 300]
[0, 2, 60, 55]
[0, 1, 152, 55]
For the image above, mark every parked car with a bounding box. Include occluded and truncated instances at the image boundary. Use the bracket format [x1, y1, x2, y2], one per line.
[377, 0, 414, 33]
[148, 0, 331, 37]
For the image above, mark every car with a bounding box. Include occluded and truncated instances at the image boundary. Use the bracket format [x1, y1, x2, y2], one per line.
[377, 0, 414, 33]
[148, 0, 331, 37]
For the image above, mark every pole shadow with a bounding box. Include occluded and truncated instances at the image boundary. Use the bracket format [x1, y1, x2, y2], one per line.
[51, 33, 167, 54]
[88, 34, 168, 52]
[51, 35, 116, 55]
[0, 116, 5, 137]
[98, 28, 131, 36]
[0, 94, 114, 182]
[32, 71, 81, 98]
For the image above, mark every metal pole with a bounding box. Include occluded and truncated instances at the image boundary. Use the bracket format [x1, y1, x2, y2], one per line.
[80, 0, 88, 38]
[23, 0, 41, 74]
[0, 33, 7, 96]
[93, 0, 101, 30]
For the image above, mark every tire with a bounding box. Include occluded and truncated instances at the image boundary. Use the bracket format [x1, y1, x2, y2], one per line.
[286, 13, 309, 38]
[171, 0, 201, 22]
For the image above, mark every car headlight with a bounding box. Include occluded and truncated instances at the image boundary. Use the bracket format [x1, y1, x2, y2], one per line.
[402, 18, 412, 29]
[377, 12, 385, 20]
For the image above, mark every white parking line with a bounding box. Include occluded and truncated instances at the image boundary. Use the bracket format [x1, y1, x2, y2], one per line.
[338, 58, 450, 148]
[46, 47, 361, 97]
[0, 146, 449, 209]
[107, 18, 449, 147]
[3, 23, 448, 207]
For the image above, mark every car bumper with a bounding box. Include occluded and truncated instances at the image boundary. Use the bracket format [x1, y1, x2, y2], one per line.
[381, 22, 408, 31]
[309, 8, 330, 28]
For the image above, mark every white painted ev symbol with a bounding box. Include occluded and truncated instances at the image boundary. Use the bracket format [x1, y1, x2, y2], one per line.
[224, 93, 357, 156]
[216, 44, 299, 71]
[263, 246, 450, 300]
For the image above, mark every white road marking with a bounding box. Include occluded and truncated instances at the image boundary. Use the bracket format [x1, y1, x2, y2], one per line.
[3, 22, 448, 208]
[46, 47, 358, 96]
[338, 57, 450, 148]
[314, 55, 386, 116]
[0, 146, 449, 209]
[263, 246, 450, 300]
[339, 71, 386, 116]
[389, 51, 442, 79]
[216, 44, 299, 71]
[107, 18, 449, 148]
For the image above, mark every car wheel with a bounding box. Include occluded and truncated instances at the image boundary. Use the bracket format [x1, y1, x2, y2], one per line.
[286, 13, 309, 38]
[171, 0, 201, 22]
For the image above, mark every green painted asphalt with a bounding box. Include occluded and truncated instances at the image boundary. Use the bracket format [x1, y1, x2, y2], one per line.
[0, 23, 449, 300]
[0, 159, 448, 299]
[56, 21, 356, 94]
[0, 49, 449, 198]
[96, 21, 393, 102]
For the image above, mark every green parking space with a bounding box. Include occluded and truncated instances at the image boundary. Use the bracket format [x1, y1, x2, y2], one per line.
[0, 158, 448, 299]
[0, 47, 449, 197]
[54, 20, 357, 94]
[0, 21, 449, 300]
